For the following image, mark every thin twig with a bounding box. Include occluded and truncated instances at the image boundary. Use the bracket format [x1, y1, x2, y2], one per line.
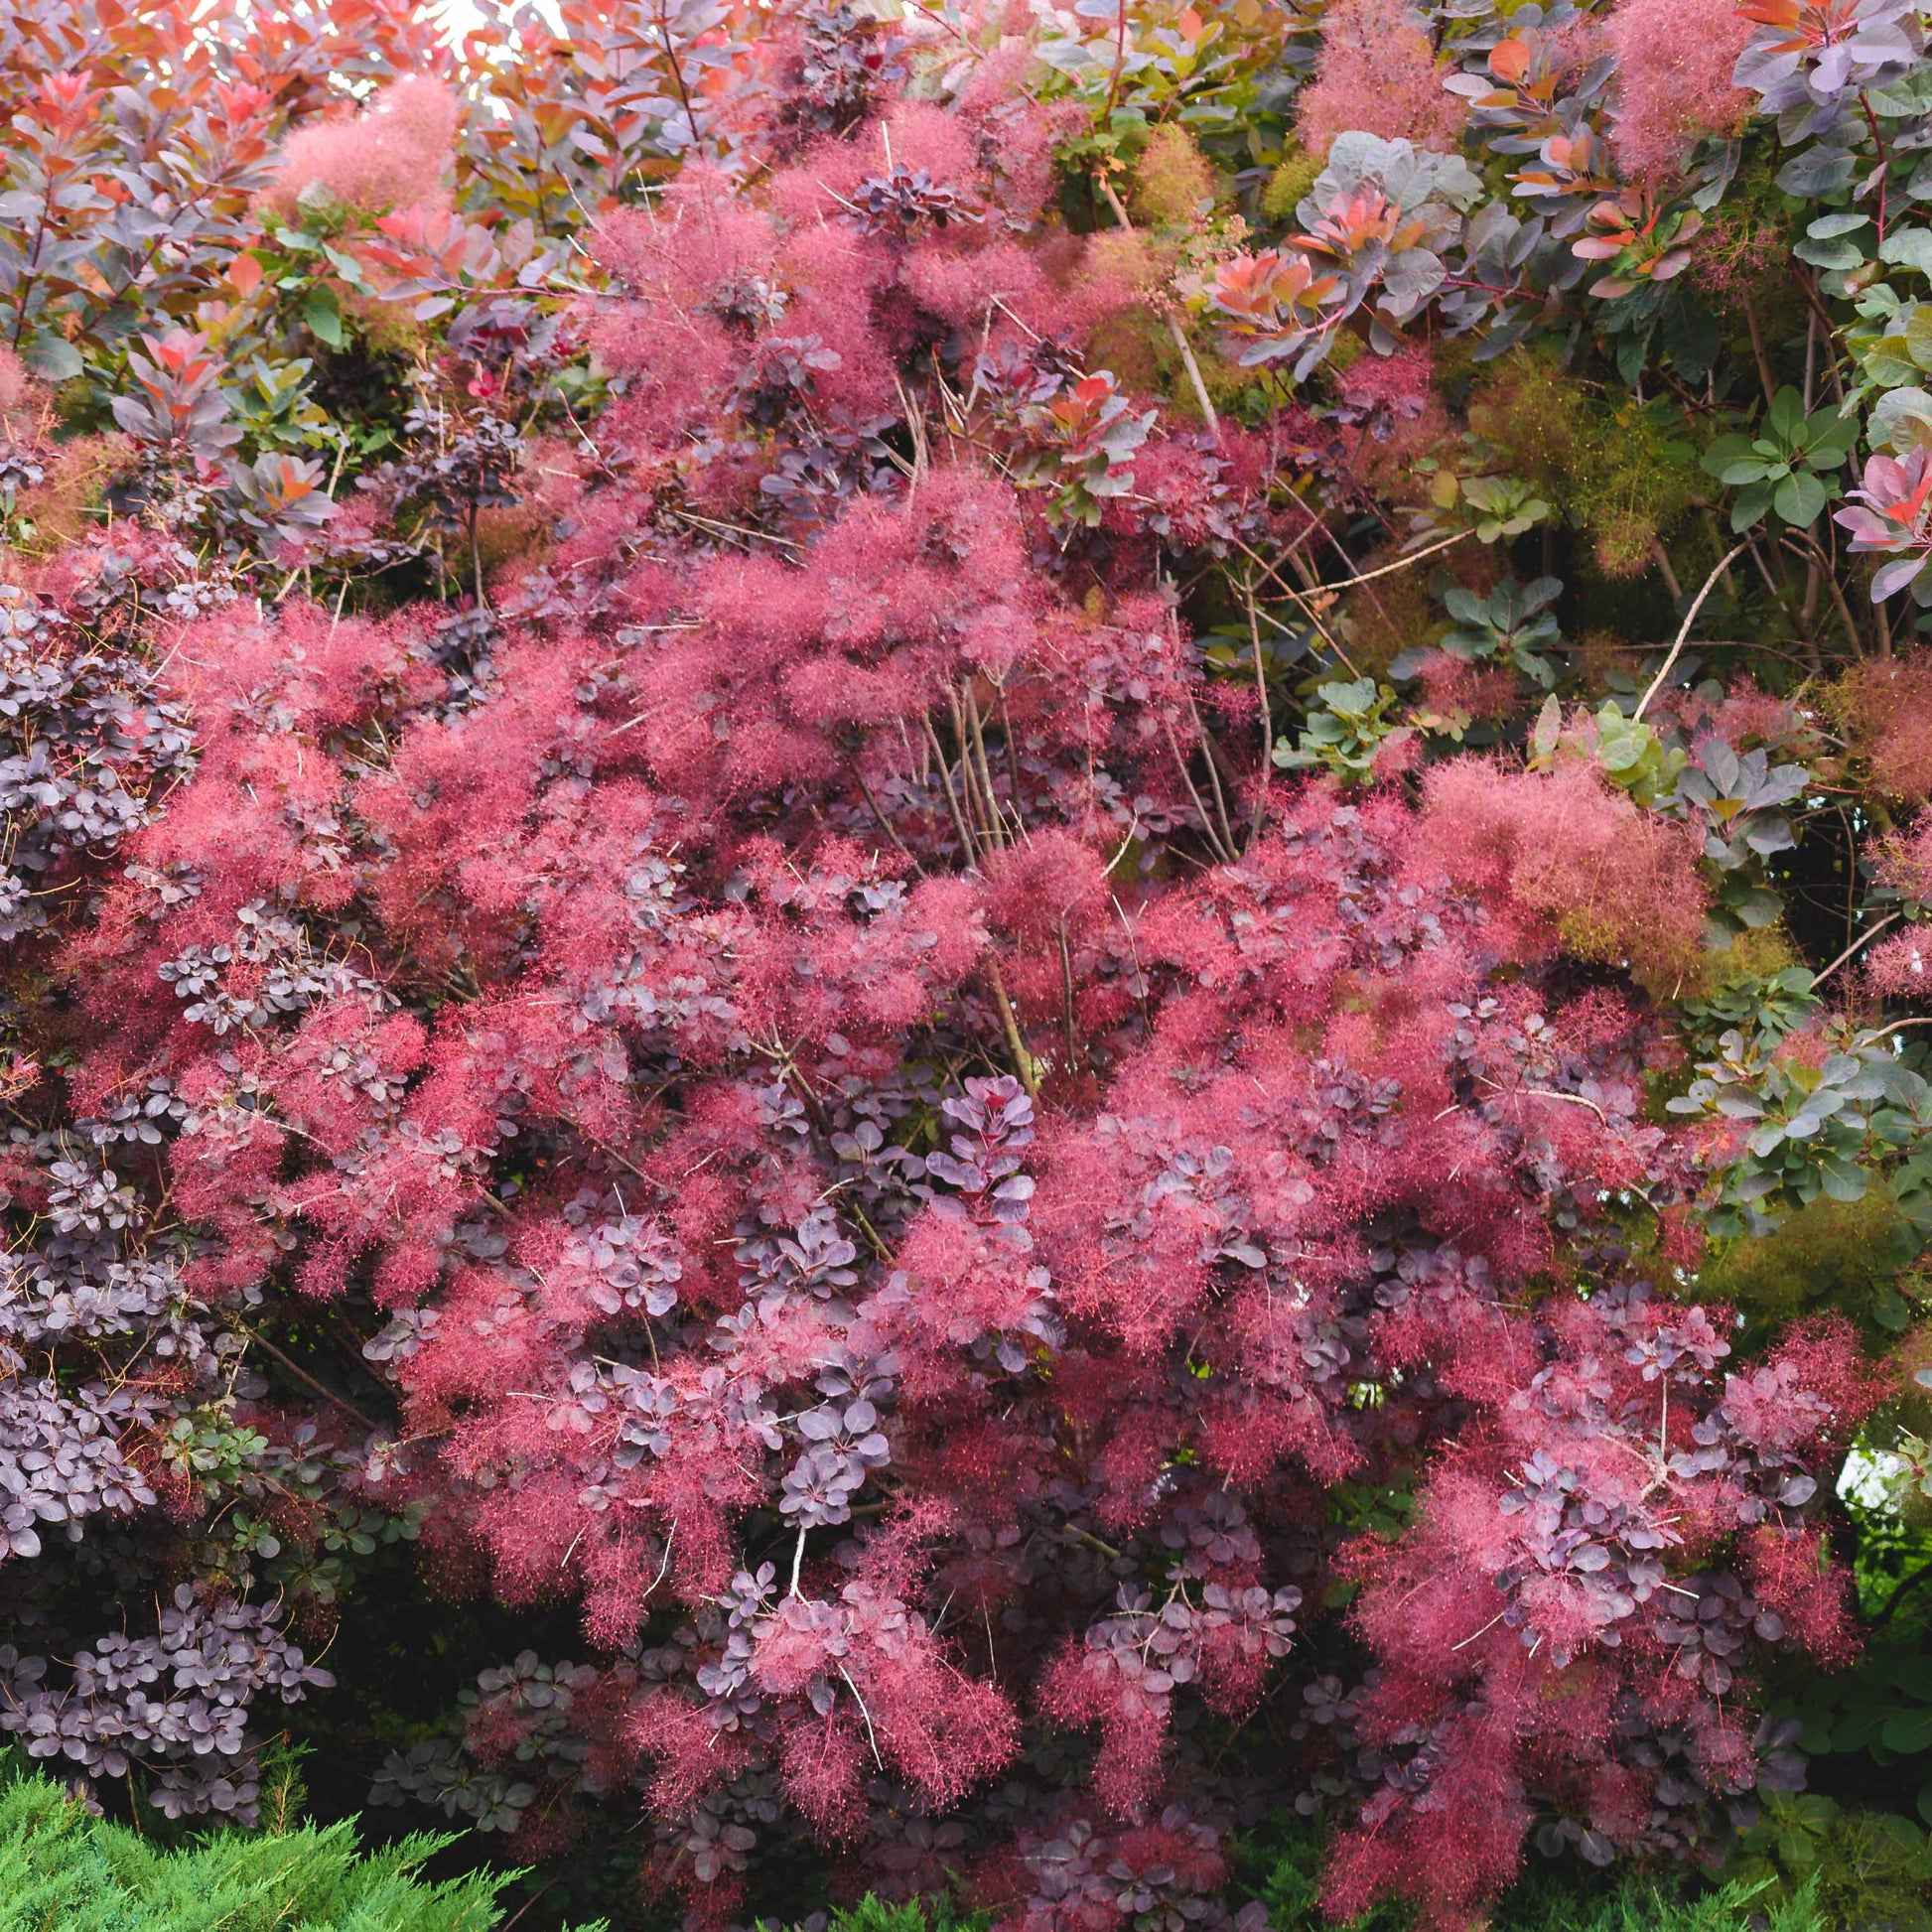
[640, 1525, 677, 1604]
[233, 1323, 382, 1434]
[1863, 1016, 1932, 1043]
[1185, 693, 1238, 859]
[1450, 1608, 1507, 1652]
[1112, 893, 1153, 1033]
[1093, 177, 1221, 442]
[856, 765, 925, 874]
[1785, 529, 1863, 655]
[499, 1876, 561, 1932]
[987, 958, 1042, 1099]
[837, 1664, 886, 1768]
[670, 508, 799, 554]
[1066, 923, 1081, 1073]
[1812, 912, 1900, 988]
[1163, 717, 1238, 865]
[922, 714, 980, 863]
[1242, 572, 1273, 841]
[1319, 528, 1471, 590]
[1633, 541, 1752, 721]
[1224, 532, 1362, 675]
[1741, 290, 1779, 408]
[965, 686, 1018, 846]
[1518, 1086, 1609, 1126]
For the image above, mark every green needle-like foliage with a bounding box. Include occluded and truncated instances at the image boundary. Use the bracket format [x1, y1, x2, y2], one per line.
[0, 1761, 595, 1932]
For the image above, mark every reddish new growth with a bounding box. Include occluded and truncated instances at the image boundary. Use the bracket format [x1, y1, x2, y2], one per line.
[1294, 0, 1469, 158]
[261, 75, 460, 221]
[1836, 653, 1932, 804]
[9, 12, 1877, 1932]
[1604, 0, 1756, 184]
[0, 347, 35, 421]
[1333, 1301, 1873, 1925]
[1418, 760, 1710, 995]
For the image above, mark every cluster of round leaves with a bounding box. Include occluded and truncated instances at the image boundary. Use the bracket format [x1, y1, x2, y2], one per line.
[0, 1588, 331, 1820]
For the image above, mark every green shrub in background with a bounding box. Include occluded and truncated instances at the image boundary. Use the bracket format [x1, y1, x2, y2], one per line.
[1494, 1879, 1825, 1932]
[813, 1874, 1829, 1932]
[0, 1756, 597, 1932]
[1226, 1814, 1828, 1932]
[818, 1901, 986, 1932]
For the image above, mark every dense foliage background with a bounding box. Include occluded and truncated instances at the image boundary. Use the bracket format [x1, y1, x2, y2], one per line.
[4, 0, 1932, 1927]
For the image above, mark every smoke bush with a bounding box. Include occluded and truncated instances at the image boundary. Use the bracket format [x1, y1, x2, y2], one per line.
[1293, 0, 1468, 158]
[261, 75, 461, 222]
[1604, 0, 1755, 184]
[5, 3, 1932, 1931]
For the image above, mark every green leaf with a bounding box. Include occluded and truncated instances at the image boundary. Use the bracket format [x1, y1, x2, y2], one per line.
[1881, 225, 1932, 277]
[1798, 412, 1860, 466]
[1818, 1155, 1868, 1202]
[1701, 433, 1757, 479]
[1529, 693, 1562, 766]
[1765, 386, 1805, 444]
[1730, 481, 1772, 530]
[1880, 1707, 1932, 1753]
[1773, 470, 1827, 525]
[321, 244, 373, 291]
[1779, 146, 1858, 196]
[1868, 334, 1923, 389]
[1597, 717, 1656, 775]
[1794, 234, 1867, 271]
[1316, 678, 1378, 717]
[1894, 1656, 1932, 1701]
[302, 286, 345, 349]
[20, 333, 82, 382]
[1870, 1812, 1927, 1853]
[1659, 291, 1719, 383]
[1872, 384, 1932, 451]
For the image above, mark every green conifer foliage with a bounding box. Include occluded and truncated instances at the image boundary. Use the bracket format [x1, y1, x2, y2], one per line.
[0, 1757, 598, 1932]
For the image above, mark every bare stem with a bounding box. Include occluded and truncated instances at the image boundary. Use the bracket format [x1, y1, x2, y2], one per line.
[1633, 541, 1752, 721]
[1094, 175, 1221, 442]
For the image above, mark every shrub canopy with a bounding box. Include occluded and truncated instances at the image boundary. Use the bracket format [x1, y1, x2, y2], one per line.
[2, 3, 1932, 1930]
